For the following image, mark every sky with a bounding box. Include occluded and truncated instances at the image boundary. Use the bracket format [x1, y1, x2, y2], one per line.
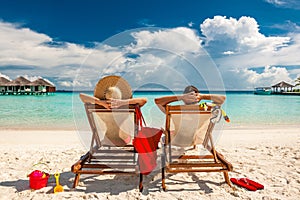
[0, 0, 300, 91]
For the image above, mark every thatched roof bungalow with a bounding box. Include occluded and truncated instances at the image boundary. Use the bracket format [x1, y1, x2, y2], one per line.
[0, 76, 56, 95]
[30, 78, 56, 93]
[272, 81, 294, 93]
[9, 76, 31, 86]
[0, 77, 11, 93]
[5, 76, 32, 93]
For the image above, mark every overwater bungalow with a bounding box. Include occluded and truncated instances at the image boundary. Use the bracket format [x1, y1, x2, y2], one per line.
[0, 76, 56, 95]
[254, 81, 299, 95]
[0, 77, 11, 93]
[30, 78, 56, 93]
[271, 81, 294, 94]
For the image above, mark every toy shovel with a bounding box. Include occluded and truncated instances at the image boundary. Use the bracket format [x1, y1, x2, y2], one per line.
[54, 173, 64, 193]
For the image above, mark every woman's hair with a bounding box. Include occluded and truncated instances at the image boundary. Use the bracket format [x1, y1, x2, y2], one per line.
[105, 86, 122, 99]
[183, 85, 199, 94]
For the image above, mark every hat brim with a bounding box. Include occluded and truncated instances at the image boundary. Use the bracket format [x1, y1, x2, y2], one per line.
[94, 75, 132, 100]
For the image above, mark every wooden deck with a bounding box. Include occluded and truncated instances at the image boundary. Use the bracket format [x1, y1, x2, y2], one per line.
[271, 92, 300, 96]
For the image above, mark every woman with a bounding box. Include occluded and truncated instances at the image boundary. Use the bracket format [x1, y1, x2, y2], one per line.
[79, 75, 147, 145]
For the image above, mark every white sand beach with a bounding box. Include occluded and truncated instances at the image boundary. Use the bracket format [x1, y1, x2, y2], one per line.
[0, 126, 299, 200]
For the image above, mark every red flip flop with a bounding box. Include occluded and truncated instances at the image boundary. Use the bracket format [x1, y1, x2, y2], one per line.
[230, 178, 257, 191]
[240, 178, 264, 190]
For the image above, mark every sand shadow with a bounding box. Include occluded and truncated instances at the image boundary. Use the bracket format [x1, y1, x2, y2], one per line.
[190, 173, 221, 193]
[0, 179, 29, 192]
[0, 171, 75, 193]
[70, 169, 163, 195]
[0, 170, 227, 195]
[157, 173, 224, 193]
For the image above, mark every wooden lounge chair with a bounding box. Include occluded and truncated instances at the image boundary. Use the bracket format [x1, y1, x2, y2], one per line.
[161, 104, 233, 191]
[71, 101, 144, 191]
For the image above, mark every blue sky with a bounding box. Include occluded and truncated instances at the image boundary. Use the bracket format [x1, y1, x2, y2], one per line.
[0, 0, 300, 90]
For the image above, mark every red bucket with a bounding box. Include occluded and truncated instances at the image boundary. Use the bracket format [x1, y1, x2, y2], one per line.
[28, 170, 50, 190]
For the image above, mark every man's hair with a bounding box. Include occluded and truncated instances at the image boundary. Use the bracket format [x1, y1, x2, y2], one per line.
[183, 85, 199, 94]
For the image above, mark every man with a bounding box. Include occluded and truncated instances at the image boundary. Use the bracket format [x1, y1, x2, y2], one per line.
[155, 85, 226, 113]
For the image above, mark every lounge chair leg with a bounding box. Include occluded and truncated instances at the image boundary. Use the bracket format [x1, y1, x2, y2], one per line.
[139, 173, 143, 192]
[161, 152, 167, 191]
[162, 167, 166, 191]
[73, 173, 80, 188]
[223, 171, 232, 187]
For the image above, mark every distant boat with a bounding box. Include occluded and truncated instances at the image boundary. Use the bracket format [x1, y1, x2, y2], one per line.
[254, 87, 272, 95]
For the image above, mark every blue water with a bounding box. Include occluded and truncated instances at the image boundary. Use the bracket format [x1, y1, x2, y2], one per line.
[0, 91, 299, 130]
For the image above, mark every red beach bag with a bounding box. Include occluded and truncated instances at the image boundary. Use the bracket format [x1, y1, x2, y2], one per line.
[133, 107, 163, 175]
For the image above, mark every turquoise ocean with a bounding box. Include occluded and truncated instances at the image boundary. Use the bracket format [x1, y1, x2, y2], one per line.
[0, 91, 299, 130]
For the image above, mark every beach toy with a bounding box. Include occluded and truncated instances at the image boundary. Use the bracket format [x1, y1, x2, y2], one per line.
[230, 178, 264, 191]
[221, 109, 230, 122]
[28, 170, 49, 190]
[199, 102, 208, 111]
[54, 173, 64, 193]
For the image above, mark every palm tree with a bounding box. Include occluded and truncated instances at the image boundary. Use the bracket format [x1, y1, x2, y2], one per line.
[296, 77, 300, 86]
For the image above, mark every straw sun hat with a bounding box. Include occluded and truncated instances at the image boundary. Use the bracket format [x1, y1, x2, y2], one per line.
[94, 75, 132, 100]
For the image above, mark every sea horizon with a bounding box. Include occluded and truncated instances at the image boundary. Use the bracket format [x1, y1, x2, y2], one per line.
[0, 90, 299, 131]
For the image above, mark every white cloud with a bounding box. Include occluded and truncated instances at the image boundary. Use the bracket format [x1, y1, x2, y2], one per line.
[265, 0, 300, 9]
[0, 21, 91, 67]
[271, 20, 300, 32]
[200, 16, 290, 55]
[188, 22, 194, 27]
[59, 80, 92, 88]
[265, 0, 285, 6]
[130, 27, 202, 54]
[0, 21, 131, 89]
[221, 66, 293, 89]
[223, 51, 235, 55]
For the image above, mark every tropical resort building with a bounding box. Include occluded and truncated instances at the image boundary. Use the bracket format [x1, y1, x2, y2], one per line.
[271, 81, 295, 93]
[254, 81, 298, 95]
[0, 76, 56, 95]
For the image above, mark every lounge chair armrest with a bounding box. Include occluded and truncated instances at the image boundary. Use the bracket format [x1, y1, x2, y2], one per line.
[210, 106, 222, 123]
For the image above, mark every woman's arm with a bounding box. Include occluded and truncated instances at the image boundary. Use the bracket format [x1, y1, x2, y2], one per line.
[80, 93, 147, 109]
[79, 93, 111, 109]
[109, 97, 147, 108]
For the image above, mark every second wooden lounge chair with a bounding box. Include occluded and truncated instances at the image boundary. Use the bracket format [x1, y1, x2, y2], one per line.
[161, 104, 233, 191]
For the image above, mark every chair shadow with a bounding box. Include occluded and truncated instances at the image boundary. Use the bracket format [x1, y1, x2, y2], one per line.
[73, 175, 139, 194]
[0, 171, 142, 195]
[69, 169, 163, 195]
[190, 173, 221, 193]
[157, 172, 224, 193]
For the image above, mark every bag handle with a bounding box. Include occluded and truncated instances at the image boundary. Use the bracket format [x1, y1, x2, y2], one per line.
[135, 105, 146, 128]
